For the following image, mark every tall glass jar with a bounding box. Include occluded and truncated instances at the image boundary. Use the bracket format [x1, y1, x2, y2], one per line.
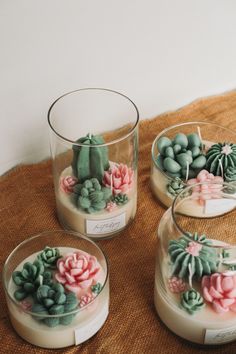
[151, 121, 236, 209]
[48, 88, 139, 239]
[154, 181, 236, 345]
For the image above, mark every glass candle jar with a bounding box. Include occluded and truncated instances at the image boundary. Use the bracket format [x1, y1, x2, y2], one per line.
[3, 230, 109, 349]
[151, 121, 236, 209]
[48, 88, 139, 239]
[154, 182, 236, 345]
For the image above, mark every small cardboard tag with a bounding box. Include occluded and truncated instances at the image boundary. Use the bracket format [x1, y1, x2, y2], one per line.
[86, 212, 126, 235]
[205, 325, 236, 344]
[204, 199, 236, 215]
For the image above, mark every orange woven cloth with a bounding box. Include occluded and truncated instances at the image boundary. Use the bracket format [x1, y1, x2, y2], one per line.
[1, 91, 236, 354]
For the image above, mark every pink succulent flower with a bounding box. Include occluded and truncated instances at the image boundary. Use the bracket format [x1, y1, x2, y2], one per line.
[168, 277, 186, 293]
[202, 273, 236, 313]
[55, 250, 101, 297]
[103, 163, 134, 195]
[79, 293, 95, 308]
[106, 201, 117, 212]
[185, 241, 202, 256]
[187, 170, 223, 206]
[60, 175, 78, 194]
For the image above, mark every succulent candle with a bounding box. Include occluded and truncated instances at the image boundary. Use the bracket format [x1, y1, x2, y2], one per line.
[3, 231, 109, 349]
[48, 88, 139, 239]
[154, 184, 236, 345]
[151, 122, 236, 216]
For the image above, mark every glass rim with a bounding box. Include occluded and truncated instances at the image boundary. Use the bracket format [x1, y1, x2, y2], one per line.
[47, 87, 139, 147]
[171, 181, 236, 248]
[2, 229, 109, 318]
[151, 121, 236, 174]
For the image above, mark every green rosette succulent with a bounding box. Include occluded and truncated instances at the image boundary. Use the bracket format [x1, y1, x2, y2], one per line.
[71, 134, 110, 183]
[224, 166, 236, 182]
[31, 283, 78, 327]
[181, 289, 205, 315]
[166, 177, 186, 197]
[112, 193, 128, 205]
[168, 232, 217, 280]
[73, 178, 112, 213]
[206, 142, 236, 176]
[37, 247, 61, 269]
[91, 282, 102, 295]
[156, 133, 206, 179]
[12, 260, 52, 301]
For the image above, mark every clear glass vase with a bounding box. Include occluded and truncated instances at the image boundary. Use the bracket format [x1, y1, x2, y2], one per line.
[154, 182, 236, 345]
[48, 88, 139, 239]
[151, 121, 236, 210]
[3, 230, 109, 348]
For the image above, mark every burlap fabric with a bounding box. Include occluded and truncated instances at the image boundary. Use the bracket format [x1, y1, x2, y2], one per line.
[1, 91, 236, 354]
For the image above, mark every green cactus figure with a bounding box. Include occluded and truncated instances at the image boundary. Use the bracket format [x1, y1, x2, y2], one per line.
[12, 260, 53, 301]
[181, 289, 205, 315]
[32, 283, 78, 327]
[73, 178, 112, 213]
[71, 134, 110, 183]
[206, 142, 236, 176]
[112, 193, 128, 205]
[166, 177, 186, 197]
[168, 232, 217, 280]
[156, 133, 206, 179]
[37, 247, 61, 269]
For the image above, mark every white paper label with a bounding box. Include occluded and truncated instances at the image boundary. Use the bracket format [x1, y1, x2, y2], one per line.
[205, 325, 236, 344]
[74, 306, 109, 345]
[86, 212, 126, 235]
[205, 198, 236, 215]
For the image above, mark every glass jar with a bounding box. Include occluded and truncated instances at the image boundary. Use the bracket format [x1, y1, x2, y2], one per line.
[3, 230, 109, 349]
[48, 88, 139, 239]
[151, 121, 236, 209]
[154, 182, 236, 345]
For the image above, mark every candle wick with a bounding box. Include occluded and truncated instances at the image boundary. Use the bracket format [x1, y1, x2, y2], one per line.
[197, 126, 203, 149]
[110, 174, 113, 193]
[39, 274, 43, 286]
[185, 161, 189, 182]
[188, 263, 193, 289]
[219, 158, 224, 179]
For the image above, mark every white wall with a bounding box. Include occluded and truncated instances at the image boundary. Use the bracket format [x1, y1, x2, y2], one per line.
[1, 0, 236, 175]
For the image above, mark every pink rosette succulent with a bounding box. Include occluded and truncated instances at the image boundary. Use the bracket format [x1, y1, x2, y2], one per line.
[103, 163, 134, 195]
[168, 277, 186, 293]
[55, 250, 101, 297]
[202, 273, 236, 313]
[105, 201, 117, 212]
[79, 293, 95, 308]
[187, 170, 223, 206]
[60, 175, 78, 194]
